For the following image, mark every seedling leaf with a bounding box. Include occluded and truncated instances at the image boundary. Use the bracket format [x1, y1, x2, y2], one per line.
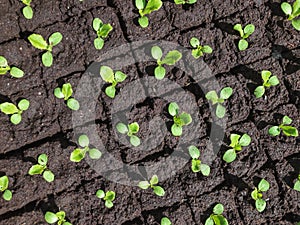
[216, 104, 226, 118]
[171, 124, 182, 136]
[43, 170, 55, 182]
[220, 87, 233, 100]
[10, 67, 24, 78]
[153, 186, 165, 196]
[238, 39, 248, 51]
[138, 16, 149, 28]
[143, 0, 163, 15]
[23, 5, 33, 19]
[258, 179, 270, 192]
[100, 66, 115, 83]
[10, 114, 22, 125]
[93, 18, 103, 31]
[151, 46, 163, 60]
[3, 189, 12, 201]
[239, 134, 251, 146]
[96, 189, 105, 198]
[256, 198, 266, 212]
[254, 86, 265, 98]
[168, 102, 179, 116]
[200, 164, 210, 176]
[78, 135, 89, 147]
[154, 66, 166, 80]
[28, 34, 48, 50]
[115, 71, 127, 82]
[70, 149, 85, 162]
[130, 135, 141, 146]
[281, 2, 293, 15]
[105, 86, 116, 98]
[0, 176, 9, 191]
[116, 123, 128, 134]
[161, 50, 182, 65]
[67, 98, 80, 111]
[138, 181, 150, 189]
[18, 99, 30, 111]
[136, 0, 146, 9]
[94, 38, 104, 50]
[213, 203, 224, 215]
[49, 32, 63, 46]
[42, 51, 53, 67]
[268, 126, 280, 136]
[223, 149, 236, 163]
[0, 103, 18, 114]
[89, 148, 102, 159]
[38, 154, 48, 166]
[282, 115, 292, 125]
[294, 180, 300, 191]
[45, 212, 59, 223]
[190, 37, 200, 48]
[188, 145, 200, 159]
[28, 165, 44, 175]
[161, 217, 172, 225]
[150, 175, 159, 185]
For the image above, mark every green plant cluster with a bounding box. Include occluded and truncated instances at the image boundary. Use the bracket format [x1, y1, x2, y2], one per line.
[188, 145, 210, 176]
[138, 175, 165, 196]
[0, 99, 30, 125]
[28, 154, 55, 182]
[281, 0, 300, 30]
[54, 83, 80, 111]
[0, 56, 24, 78]
[205, 203, 228, 225]
[251, 179, 270, 212]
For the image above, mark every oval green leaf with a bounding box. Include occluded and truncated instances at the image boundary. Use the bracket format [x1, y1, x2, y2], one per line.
[43, 170, 55, 182]
[42, 51, 53, 67]
[67, 98, 80, 111]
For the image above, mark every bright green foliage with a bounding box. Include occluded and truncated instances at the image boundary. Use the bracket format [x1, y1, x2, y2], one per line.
[28, 32, 63, 67]
[268, 115, 298, 137]
[45, 211, 72, 225]
[293, 174, 300, 192]
[96, 189, 116, 208]
[0, 99, 30, 125]
[174, 0, 197, 4]
[0, 56, 24, 78]
[190, 37, 212, 59]
[205, 87, 233, 119]
[28, 154, 55, 182]
[116, 122, 141, 146]
[21, 0, 33, 19]
[92, 18, 113, 50]
[151, 46, 182, 80]
[100, 66, 127, 98]
[254, 70, 280, 98]
[233, 24, 255, 51]
[251, 179, 270, 212]
[161, 217, 172, 225]
[188, 145, 210, 176]
[205, 203, 229, 225]
[138, 175, 165, 197]
[168, 102, 192, 136]
[54, 83, 80, 110]
[136, 0, 163, 28]
[281, 0, 300, 30]
[0, 176, 12, 201]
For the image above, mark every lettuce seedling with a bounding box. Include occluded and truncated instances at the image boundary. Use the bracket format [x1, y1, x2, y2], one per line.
[205, 203, 229, 225]
[161, 217, 172, 225]
[0, 99, 30, 125]
[190, 37, 212, 59]
[0, 176, 12, 201]
[233, 24, 255, 51]
[96, 189, 116, 208]
[116, 122, 141, 147]
[92, 18, 113, 50]
[138, 175, 165, 196]
[268, 115, 298, 137]
[0, 56, 24, 78]
[28, 154, 55, 182]
[222, 133, 251, 163]
[70, 134, 102, 162]
[251, 178, 270, 212]
[281, 0, 300, 31]
[174, 0, 197, 4]
[54, 83, 80, 111]
[293, 174, 300, 192]
[45, 211, 72, 225]
[28, 32, 63, 67]
[21, 0, 33, 19]
[151, 46, 182, 80]
[205, 87, 233, 119]
[168, 102, 192, 136]
[254, 70, 279, 98]
[136, 0, 163, 28]
[188, 145, 210, 176]
[100, 66, 127, 98]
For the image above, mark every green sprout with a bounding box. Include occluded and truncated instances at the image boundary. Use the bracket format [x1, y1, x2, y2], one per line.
[254, 70, 279, 98]
[21, 0, 33, 19]
[205, 203, 229, 225]
[28, 32, 63, 67]
[0, 176, 12, 201]
[293, 174, 300, 192]
[0, 56, 24, 78]
[54, 83, 80, 111]
[161, 217, 172, 225]
[28, 154, 55, 182]
[268, 115, 299, 137]
[281, 0, 300, 31]
[100, 66, 127, 98]
[233, 24, 255, 51]
[205, 87, 233, 119]
[116, 122, 141, 147]
[0, 99, 30, 125]
[92, 18, 113, 50]
[45, 211, 72, 225]
[138, 175, 165, 196]
[190, 37, 212, 59]
[151, 46, 182, 80]
[222, 133, 251, 163]
[135, 0, 163, 28]
[251, 178, 270, 212]
[96, 189, 116, 208]
[188, 145, 210, 176]
[70, 134, 102, 163]
[174, 0, 197, 4]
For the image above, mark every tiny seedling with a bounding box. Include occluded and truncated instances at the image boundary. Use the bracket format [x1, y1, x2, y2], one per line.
[116, 122, 141, 147]
[151, 46, 182, 80]
[100, 66, 127, 98]
[0, 176, 12, 201]
[205, 203, 229, 225]
[136, 0, 163, 28]
[96, 189, 116, 208]
[21, 0, 33, 19]
[0, 56, 24, 78]
[0, 99, 30, 125]
[205, 87, 233, 119]
[281, 0, 300, 31]
[254, 70, 279, 98]
[28, 32, 63, 67]
[188, 145, 210, 176]
[251, 178, 270, 212]
[138, 175, 165, 196]
[268, 115, 299, 137]
[233, 24, 255, 51]
[54, 83, 80, 111]
[222, 133, 251, 163]
[28, 154, 55, 182]
[168, 102, 192, 136]
[190, 37, 212, 59]
[92, 18, 113, 50]
[70, 134, 102, 162]
[174, 0, 197, 4]
[293, 174, 300, 192]
[161, 217, 172, 225]
[45, 211, 72, 225]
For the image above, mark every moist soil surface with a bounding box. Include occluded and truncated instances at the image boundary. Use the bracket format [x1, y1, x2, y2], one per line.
[0, 0, 300, 224]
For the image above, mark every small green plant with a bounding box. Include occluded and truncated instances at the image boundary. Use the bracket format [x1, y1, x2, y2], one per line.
[205, 87, 233, 119]
[96, 189, 116, 208]
[254, 70, 279, 98]
[222, 133, 251, 163]
[92, 18, 113, 50]
[251, 178, 270, 212]
[174, 0, 197, 4]
[268, 115, 299, 137]
[188, 145, 210, 176]
[28, 32, 63, 67]
[54, 83, 80, 111]
[138, 175, 165, 196]
[205, 203, 229, 225]
[21, 0, 33, 19]
[135, 0, 163, 28]
[70, 134, 102, 162]
[151, 46, 182, 80]
[0, 56, 24, 78]
[161, 217, 172, 225]
[45, 211, 72, 225]
[189, 37, 212, 59]
[293, 174, 300, 192]
[0, 176, 12, 201]
[116, 122, 141, 147]
[0, 99, 30, 125]
[281, 0, 300, 31]
[233, 24, 255, 51]
[100, 66, 127, 98]
[28, 154, 55, 182]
